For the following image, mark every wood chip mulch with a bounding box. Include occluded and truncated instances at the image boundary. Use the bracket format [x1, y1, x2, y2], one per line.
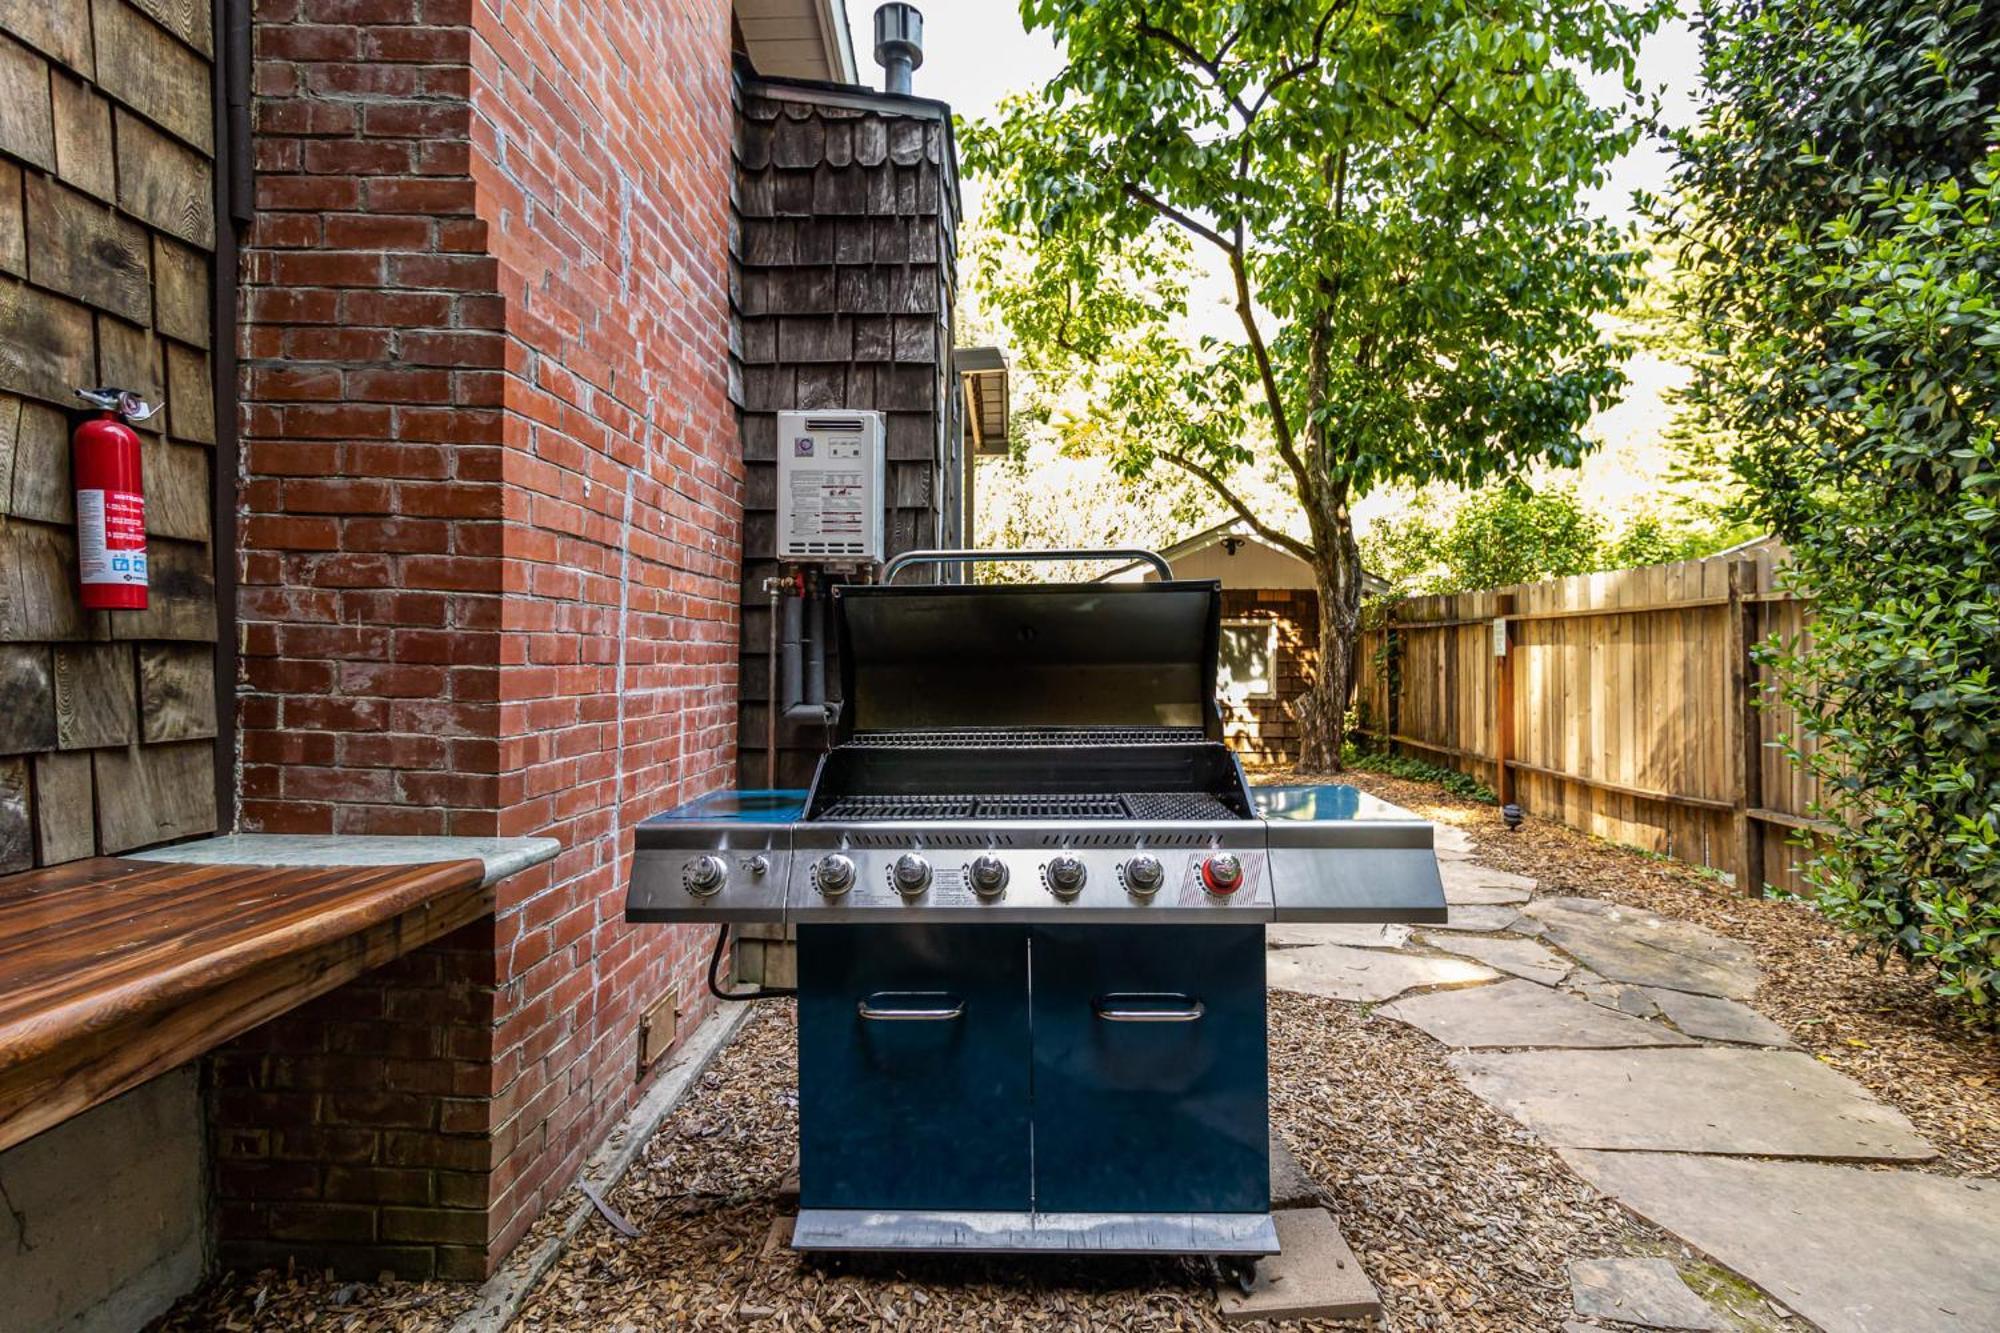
[149, 1266, 477, 1332]
[1331, 770, 2000, 1179]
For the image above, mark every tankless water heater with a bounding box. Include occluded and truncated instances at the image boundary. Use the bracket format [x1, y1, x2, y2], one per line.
[776, 410, 885, 563]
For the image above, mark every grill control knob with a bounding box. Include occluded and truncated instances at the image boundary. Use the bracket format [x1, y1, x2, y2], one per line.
[1045, 854, 1087, 899]
[1123, 854, 1165, 898]
[892, 853, 932, 897]
[814, 853, 856, 897]
[968, 854, 1009, 898]
[683, 854, 727, 898]
[1201, 852, 1244, 896]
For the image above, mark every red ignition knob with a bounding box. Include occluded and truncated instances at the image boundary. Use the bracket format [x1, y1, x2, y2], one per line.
[1201, 853, 1244, 895]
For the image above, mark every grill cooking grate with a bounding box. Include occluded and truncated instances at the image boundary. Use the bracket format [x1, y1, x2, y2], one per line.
[847, 727, 1207, 749]
[814, 792, 1239, 821]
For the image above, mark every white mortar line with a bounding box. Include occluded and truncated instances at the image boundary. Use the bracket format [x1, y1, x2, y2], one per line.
[450, 1001, 755, 1332]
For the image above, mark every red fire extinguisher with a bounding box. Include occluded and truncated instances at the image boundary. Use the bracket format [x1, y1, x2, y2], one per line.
[72, 387, 157, 611]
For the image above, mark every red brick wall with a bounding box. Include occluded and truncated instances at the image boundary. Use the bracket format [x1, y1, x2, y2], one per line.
[469, 0, 740, 1259]
[218, 0, 739, 1281]
[238, 0, 504, 842]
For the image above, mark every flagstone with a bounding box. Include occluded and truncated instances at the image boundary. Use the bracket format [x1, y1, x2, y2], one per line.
[1568, 1257, 1723, 1330]
[1451, 1047, 1936, 1160]
[1561, 1152, 2000, 1333]
[1267, 943, 1497, 1004]
[1642, 987, 1797, 1048]
[1526, 898, 1759, 998]
[1382, 979, 1691, 1049]
[1419, 932, 1571, 986]
[1440, 859, 1536, 905]
[1422, 903, 1532, 934]
[1267, 922, 1412, 951]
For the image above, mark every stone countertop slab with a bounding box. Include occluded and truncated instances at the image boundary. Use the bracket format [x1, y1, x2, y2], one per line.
[129, 834, 561, 887]
[1452, 1046, 1937, 1161]
[1561, 1151, 2000, 1333]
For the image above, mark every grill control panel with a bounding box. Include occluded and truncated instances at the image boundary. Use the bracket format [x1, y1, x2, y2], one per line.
[629, 801, 1448, 926]
[782, 826, 1275, 923]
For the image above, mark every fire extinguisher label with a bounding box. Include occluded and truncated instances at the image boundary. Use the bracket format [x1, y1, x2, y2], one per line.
[77, 489, 148, 587]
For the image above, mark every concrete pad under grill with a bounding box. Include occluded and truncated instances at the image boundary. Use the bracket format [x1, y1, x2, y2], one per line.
[1268, 1132, 1320, 1209]
[1267, 943, 1497, 1003]
[1568, 1257, 1723, 1330]
[1525, 898, 1759, 998]
[1418, 932, 1571, 986]
[1561, 1151, 2000, 1332]
[1382, 980, 1693, 1049]
[1216, 1208, 1379, 1324]
[1452, 1047, 1936, 1160]
[1266, 922, 1411, 950]
[1641, 987, 1797, 1047]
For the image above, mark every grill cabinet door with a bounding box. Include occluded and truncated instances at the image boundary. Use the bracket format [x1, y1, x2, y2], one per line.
[1028, 925, 1268, 1214]
[797, 924, 1031, 1210]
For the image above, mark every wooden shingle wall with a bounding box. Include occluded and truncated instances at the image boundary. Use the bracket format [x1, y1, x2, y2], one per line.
[0, 0, 220, 870]
[733, 78, 963, 788]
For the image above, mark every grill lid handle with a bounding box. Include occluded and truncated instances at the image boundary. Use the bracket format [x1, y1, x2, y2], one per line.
[881, 547, 1173, 583]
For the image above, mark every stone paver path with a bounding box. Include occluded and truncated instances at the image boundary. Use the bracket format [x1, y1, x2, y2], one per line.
[1452, 1047, 1935, 1159]
[1384, 979, 1694, 1050]
[1562, 1152, 2000, 1333]
[1265, 942, 1495, 1003]
[1569, 1257, 1724, 1330]
[1267, 804, 2000, 1330]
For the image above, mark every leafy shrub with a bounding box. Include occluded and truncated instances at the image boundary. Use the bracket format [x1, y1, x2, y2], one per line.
[1663, 0, 2000, 1023]
[1341, 742, 1498, 804]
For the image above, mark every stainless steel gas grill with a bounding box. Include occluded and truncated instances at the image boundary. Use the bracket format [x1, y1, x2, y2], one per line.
[627, 550, 1445, 1262]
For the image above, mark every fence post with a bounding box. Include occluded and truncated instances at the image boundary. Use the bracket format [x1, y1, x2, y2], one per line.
[1727, 560, 1766, 896]
[1384, 609, 1401, 757]
[1494, 591, 1516, 806]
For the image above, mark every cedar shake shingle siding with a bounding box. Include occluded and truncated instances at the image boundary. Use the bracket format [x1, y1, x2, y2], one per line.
[732, 72, 963, 789]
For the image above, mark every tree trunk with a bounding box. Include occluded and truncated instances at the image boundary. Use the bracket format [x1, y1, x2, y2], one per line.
[1295, 511, 1363, 772]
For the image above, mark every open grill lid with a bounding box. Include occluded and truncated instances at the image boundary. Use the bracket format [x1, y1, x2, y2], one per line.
[832, 577, 1225, 743]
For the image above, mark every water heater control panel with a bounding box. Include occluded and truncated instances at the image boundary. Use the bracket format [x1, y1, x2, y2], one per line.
[776, 410, 885, 564]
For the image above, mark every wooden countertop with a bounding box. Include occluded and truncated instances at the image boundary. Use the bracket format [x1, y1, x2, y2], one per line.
[0, 856, 493, 1154]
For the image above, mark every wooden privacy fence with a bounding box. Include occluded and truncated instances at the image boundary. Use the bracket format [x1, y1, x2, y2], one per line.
[1353, 544, 1825, 895]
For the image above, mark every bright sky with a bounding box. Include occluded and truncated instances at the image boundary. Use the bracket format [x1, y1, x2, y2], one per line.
[891, 0, 1702, 224]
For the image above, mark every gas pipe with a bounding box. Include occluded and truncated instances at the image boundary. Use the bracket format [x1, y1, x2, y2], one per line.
[72, 387, 157, 611]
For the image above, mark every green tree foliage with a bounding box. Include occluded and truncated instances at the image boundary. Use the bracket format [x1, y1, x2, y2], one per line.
[962, 0, 1666, 768]
[1661, 0, 2000, 1021]
[1364, 487, 1604, 595]
[1363, 485, 1746, 596]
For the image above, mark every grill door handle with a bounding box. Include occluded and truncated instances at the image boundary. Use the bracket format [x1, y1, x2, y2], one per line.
[857, 991, 965, 1022]
[1093, 993, 1206, 1023]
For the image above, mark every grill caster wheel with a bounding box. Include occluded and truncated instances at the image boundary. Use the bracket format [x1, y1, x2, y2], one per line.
[1213, 1256, 1259, 1294]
